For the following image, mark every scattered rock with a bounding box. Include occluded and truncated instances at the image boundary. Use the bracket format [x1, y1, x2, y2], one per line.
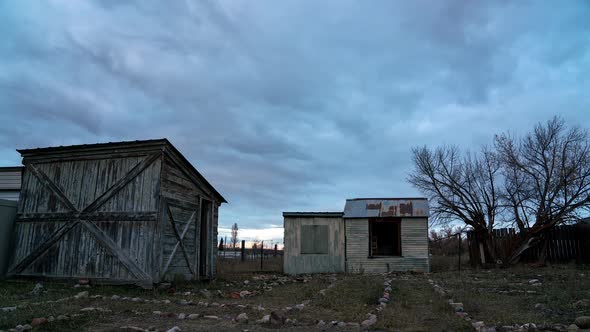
[167, 327, 182, 332]
[294, 304, 305, 311]
[528, 279, 540, 284]
[472, 321, 485, 329]
[255, 305, 265, 311]
[361, 314, 377, 328]
[30, 283, 44, 296]
[178, 313, 186, 320]
[567, 324, 580, 332]
[111, 295, 121, 300]
[131, 297, 142, 302]
[47, 316, 55, 323]
[203, 315, 219, 320]
[56, 315, 69, 321]
[534, 303, 545, 310]
[257, 315, 270, 324]
[188, 314, 200, 320]
[239, 290, 252, 298]
[152, 311, 162, 316]
[449, 302, 464, 312]
[31, 318, 48, 327]
[317, 320, 326, 327]
[80, 307, 96, 312]
[1, 307, 17, 312]
[235, 313, 248, 323]
[200, 289, 212, 298]
[270, 311, 285, 325]
[574, 316, 590, 329]
[573, 300, 590, 309]
[243, 280, 250, 285]
[75, 291, 89, 299]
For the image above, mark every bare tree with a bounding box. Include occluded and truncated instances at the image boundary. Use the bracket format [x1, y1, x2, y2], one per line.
[496, 116, 590, 264]
[409, 145, 501, 263]
[231, 223, 239, 250]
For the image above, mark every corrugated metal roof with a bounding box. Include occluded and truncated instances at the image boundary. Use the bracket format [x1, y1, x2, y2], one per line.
[283, 212, 344, 218]
[343, 198, 428, 218]
[16, 139, 227, 203]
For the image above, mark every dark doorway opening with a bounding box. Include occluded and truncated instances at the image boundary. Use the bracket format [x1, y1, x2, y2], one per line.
[199, 199, 211, 277]
[369, 218, 401, 256]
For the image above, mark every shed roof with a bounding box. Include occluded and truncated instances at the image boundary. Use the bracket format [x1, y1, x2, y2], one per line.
[283, 212, 344, 218]
[17, 139, 227, 203]
[343, 198, 428, 218]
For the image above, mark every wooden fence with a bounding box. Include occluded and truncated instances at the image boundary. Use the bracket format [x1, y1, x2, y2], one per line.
[467, 224, 590, 265]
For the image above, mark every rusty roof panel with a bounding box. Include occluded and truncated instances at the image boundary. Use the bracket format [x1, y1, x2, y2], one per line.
[343, 198, 428, 218]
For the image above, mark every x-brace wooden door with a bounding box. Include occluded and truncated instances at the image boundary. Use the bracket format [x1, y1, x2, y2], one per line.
[9, 153, 160, 286]
[160, 198, 199, 280]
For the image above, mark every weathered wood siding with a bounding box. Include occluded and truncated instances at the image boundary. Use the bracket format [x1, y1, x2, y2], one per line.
[10, 154, 162, 284]
[283, 216, 345, 274]
[0, 167, 22, 201]
[159, 156, 218, 281]
[345, 218, 429, 273]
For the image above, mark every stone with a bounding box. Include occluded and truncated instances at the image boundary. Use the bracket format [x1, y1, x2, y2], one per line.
[528, 279, 540, 284]
[347, 322, 360, 327]
[239, 290, 252, 298]
[319, 289, 327, 296]
[47, 316, 55, 323]
[31, 318, 48, 327]
[236, 313, 248, 323]
[449, 302, 464, 312]
[1, 307, 16, 312]
[30, 283, 44, 296]
[204, 315, 219, 320]
[131, 297, 142, 302]
[111, 295, 121, 300]
[255, 305, 265, 311]
[167, 327, 182, 332]
[575, 317, 590, 329]
[188, 314, 200, 320]
[455, 312, 468, 318]
[473, 321, 485, 329]
[379, 297, 389, 303]
[573, 300, 590, 309]
[243, 280, 250, 285]
[317, 320, 326, 327]
[270, 311, 285, 325]
[200, 289, 212, 298]
[178, 299, 189, 305]
[294, 304, 305, 310]
[80, 307, 96, 312]
[21, 325, 32, 331]
[162, 299, 171, 304]
[153, 311, 162, 316]
[534, 303, 545, 310]
[75, 291, 89, 299]
[178, 313, 186, 320]
[257, 315, 270, 324]
[567, 324, 580, 332]
[57, 315, 69, 321]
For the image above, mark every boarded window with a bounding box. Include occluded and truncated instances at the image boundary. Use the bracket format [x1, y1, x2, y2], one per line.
[369, 218, 401, 256]
[301, 225, 329, 254]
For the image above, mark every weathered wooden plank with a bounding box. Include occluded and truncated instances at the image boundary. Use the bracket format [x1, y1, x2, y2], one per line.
[9, 221, 79, 274]
[26, 163, 78, 212]
[82, 153, 160, 213]
[79, 220, 152, 281]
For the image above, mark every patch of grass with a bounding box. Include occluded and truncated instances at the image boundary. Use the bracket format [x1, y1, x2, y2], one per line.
[216, 256, 283, 276]
[434, 264, 590, 326]
[376, 277, 473, 332]
[293, 274, 383, 323]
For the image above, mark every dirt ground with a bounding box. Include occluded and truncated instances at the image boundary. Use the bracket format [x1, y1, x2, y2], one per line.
[0, 264, 588, 332]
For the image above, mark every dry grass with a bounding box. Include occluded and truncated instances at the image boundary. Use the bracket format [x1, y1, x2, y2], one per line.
[376, 276, 473, 332]
[216, 256, 283, 276]
[434, 264, 590, 327]
[430, 254, 470, 272]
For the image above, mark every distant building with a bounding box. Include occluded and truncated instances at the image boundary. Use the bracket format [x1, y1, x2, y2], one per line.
[283, 198, 429, 274]
[0, 167, 23, 201]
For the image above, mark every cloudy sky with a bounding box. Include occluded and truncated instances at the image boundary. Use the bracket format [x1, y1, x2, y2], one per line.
[1, 1, 589, 244]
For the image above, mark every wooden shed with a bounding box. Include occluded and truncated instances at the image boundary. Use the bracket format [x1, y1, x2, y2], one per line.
[283, 198, 429, 274]
[8, 139, 226, 287]
[283, 212, 345, 275]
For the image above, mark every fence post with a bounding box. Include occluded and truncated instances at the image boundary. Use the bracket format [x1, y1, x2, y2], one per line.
[241, 240, 245, 262]
[457, 232, 461, 273]
[260, 241, 264, 271]
[274, 244, 278, 257]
